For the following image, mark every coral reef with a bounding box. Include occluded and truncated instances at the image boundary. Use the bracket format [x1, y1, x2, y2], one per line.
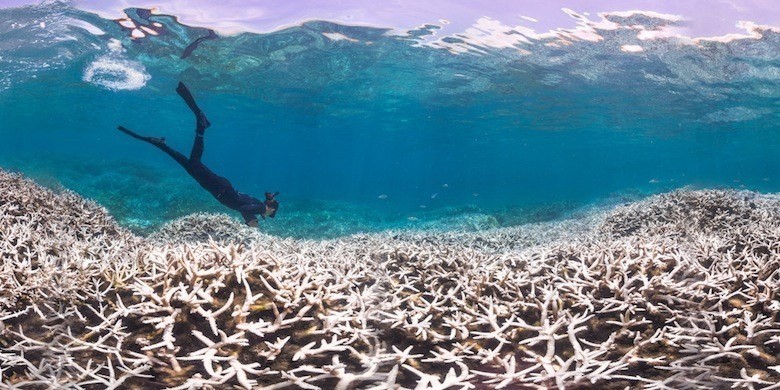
[2, 168, 780, 389]
[0, 170, 140, 309]
[0, 155, 224, 235]
[147, 213, 268, 245]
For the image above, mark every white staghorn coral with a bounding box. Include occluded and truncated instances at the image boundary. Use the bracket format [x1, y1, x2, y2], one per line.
[146, 212, 270, 245]
[1, 168, 779, 389]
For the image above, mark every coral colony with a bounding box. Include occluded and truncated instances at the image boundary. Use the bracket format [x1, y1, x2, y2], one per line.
[1, 167, 780, 389]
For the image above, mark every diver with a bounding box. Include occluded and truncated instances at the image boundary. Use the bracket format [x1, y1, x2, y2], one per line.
[117, 82, 278, 227]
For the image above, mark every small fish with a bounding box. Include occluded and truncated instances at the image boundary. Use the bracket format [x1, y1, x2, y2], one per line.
[472, 193, 479, 197]
[419, 205, 427, 209]
[431, 193, 438, 199]
[407, 216, 419, 221]
[378, 194, 388, 199]
[763, 178, 770, 182]
[442, 183, 449, 188]
[649, 179, 660, 184]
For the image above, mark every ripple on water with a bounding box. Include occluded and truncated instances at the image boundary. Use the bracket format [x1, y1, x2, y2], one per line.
[83, 56, 150, 91]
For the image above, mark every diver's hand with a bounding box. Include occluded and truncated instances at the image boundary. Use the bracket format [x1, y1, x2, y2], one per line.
[247, 219, 258, 227]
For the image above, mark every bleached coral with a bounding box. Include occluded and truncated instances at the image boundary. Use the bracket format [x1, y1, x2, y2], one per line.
[1, 168, 779, 389]
[146, 212, 268, 244]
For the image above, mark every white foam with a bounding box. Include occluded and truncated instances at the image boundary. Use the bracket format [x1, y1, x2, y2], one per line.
[322, 32, 358, 42]
[64, 18, 105, 35]
[637, 27, 694, 44]
[107, 38, 123, 52]
[425, 7, 780, 57]
[703, 107, 769, 122]
[464, 17, 529, 48]
[694, 21, 780, 43]
[605, 10, 683, 22]
[83, 56, 150, 91]
[620, 44, 644, 53]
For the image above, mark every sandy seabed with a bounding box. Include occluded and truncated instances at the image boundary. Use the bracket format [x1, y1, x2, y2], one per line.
[1, 168, 779, 389]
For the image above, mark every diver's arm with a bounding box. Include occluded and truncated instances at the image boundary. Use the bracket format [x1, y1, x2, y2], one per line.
[266, 199, 279, 218]
[239, 203, 266, 225]
[240, 210, 256, 225]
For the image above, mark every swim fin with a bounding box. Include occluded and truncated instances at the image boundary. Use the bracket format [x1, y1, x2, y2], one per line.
[117, 125, 165, 145]
[176, 82, 211, 131]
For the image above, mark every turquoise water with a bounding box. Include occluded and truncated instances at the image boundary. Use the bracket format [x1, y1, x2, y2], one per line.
[1, 2, 778, 238]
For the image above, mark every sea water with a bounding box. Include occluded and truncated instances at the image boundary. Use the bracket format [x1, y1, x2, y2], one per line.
[0, 1, 778, 238]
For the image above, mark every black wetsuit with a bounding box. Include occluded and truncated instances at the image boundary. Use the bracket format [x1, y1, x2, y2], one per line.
[118, 82, 269, 224]
[169, 135, 266, 224]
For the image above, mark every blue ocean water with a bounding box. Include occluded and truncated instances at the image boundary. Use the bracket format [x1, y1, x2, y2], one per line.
[1, 2, 778, 238]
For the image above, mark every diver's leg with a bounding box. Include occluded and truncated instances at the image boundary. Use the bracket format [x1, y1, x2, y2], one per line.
[117, 125, 189, 167]
[189, 132, 204, 163]
[175, 82, 210, 133]
[176, 82, 209, 163]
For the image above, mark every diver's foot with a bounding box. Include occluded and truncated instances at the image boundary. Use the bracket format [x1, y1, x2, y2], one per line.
[150, 137, 166, 146]
[197, 111, 211, 130]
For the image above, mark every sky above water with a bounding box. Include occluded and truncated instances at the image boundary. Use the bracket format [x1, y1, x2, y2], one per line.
[5, 0, 780, 37]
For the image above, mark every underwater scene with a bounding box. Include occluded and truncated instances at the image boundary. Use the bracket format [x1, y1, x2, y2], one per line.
[1, 0, 779, 388]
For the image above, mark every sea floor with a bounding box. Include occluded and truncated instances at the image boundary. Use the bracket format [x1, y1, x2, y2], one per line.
[1, 168, 779, 389]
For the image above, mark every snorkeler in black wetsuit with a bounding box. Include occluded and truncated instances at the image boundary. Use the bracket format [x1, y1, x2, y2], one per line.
[117, 82, 278, 227]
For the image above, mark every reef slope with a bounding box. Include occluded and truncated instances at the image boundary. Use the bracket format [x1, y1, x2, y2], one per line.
[1, 169, 779, 389]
